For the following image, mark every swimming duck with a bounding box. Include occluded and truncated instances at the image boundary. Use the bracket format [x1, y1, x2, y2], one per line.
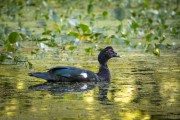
[29, 46, 120, 82]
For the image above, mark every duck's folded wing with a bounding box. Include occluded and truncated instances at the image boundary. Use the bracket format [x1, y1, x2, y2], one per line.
[48, 66, 87, 78]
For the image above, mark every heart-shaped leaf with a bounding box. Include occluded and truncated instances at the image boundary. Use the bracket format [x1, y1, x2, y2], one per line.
[8, 32, 21, 43]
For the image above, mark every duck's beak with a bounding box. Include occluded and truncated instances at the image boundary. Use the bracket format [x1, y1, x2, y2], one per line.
[112, 52, 121, 57]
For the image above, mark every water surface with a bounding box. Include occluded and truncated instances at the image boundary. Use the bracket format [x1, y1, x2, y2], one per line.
[0, 44, 179, 120]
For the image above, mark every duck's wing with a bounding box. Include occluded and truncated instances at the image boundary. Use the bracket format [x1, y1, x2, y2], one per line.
[48, 66, 88, 78]
[48, 66, 99, 82]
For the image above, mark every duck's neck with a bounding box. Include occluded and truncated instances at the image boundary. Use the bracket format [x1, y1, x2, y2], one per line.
[97, 63, 111, 81]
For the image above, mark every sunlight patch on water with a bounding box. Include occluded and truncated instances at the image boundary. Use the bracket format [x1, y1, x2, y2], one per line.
[83, 90, 95, 103]
[16, 81, 24, 90]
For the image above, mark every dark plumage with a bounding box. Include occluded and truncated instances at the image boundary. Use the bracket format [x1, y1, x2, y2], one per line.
[28, 46, 120, 82]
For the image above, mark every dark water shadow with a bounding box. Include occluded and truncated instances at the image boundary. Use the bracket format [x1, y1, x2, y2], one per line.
[29, 82, 97, 94]
[97, 82, 111, 104]
[131, 67, 162, 106]
[29, 80, 112, 104]
[129, 65, 169, 120]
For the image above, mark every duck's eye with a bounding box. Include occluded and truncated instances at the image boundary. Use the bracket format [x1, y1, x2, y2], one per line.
[107, 49, 113, 53]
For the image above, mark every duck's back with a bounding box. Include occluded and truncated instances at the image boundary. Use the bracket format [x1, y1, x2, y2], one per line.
[29, 66, 99, 82]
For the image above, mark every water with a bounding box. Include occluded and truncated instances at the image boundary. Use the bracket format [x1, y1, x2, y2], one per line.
[0, 44, 179, 120]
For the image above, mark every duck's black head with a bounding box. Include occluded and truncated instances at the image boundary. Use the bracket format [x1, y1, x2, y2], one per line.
[98, 46, 119, 65]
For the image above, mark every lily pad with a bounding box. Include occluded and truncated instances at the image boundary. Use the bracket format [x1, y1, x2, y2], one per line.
[8, 32, 21, 43]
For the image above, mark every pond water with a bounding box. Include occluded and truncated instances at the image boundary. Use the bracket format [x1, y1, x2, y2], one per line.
[0, 44, 179, 120]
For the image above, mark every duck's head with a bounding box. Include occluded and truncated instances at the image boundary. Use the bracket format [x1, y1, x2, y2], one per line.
[98, 46, 120, 65]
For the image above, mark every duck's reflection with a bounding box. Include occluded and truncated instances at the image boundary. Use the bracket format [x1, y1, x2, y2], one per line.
[97, 82, 110, 102]
[29, 82, 96, 93]
[29, 81, 110, 102]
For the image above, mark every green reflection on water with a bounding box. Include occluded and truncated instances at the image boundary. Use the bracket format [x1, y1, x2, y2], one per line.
[0, 44, 180, 120]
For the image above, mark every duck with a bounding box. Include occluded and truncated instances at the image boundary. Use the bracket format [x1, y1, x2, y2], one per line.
[28, 46, 120, 82]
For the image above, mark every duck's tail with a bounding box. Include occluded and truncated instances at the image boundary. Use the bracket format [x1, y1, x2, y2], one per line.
[28, 72, 49, 80]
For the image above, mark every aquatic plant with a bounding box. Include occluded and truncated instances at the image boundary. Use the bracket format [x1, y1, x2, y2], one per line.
[0, 0, 179, 66]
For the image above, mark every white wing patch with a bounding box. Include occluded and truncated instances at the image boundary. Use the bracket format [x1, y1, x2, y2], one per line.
[80, 84, 88, 90]
[80, 72, 88, 78]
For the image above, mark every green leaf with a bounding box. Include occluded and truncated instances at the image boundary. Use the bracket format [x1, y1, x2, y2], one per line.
[68, 45, 76, 51]
[117, 23, 122, 32]
[31, 51, 36, 55]
[153, 48, 160, 56]
[42, 30, 52, 35]
[52, 23, 61, 33]
[5, 43, 16, 52]
[166, 43, 171, 48]
[131, 19, 139, 32]
[145, 43, 154, 52]
[69, 32, 79, 37]
[106, 37, 111, 44]
[77, 24, 91, 34]
[50, 11, 59, 22]
[43, 14, 49, 20]
[87, 3, 93, 14]
[159, 35, 165, 43]
[8, 32, 21, 43]
[85, 48, 90, 53]
[27, 61, 33, 69]
[0, 54, 7, 62]
[19, 33, 27, 39]
[145, 33, 155, 42]
[124, 40, 130, 45]
[85, 47, 93, 55]
[113, 7, 125, 21]
[120, 31, 128, 37]
[98, 48, 104, 51]
[13, 56, 19, 63]
[102, 11, 108, 19]
[39, 38, 49, 41]
[45, 42, 58, 47]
